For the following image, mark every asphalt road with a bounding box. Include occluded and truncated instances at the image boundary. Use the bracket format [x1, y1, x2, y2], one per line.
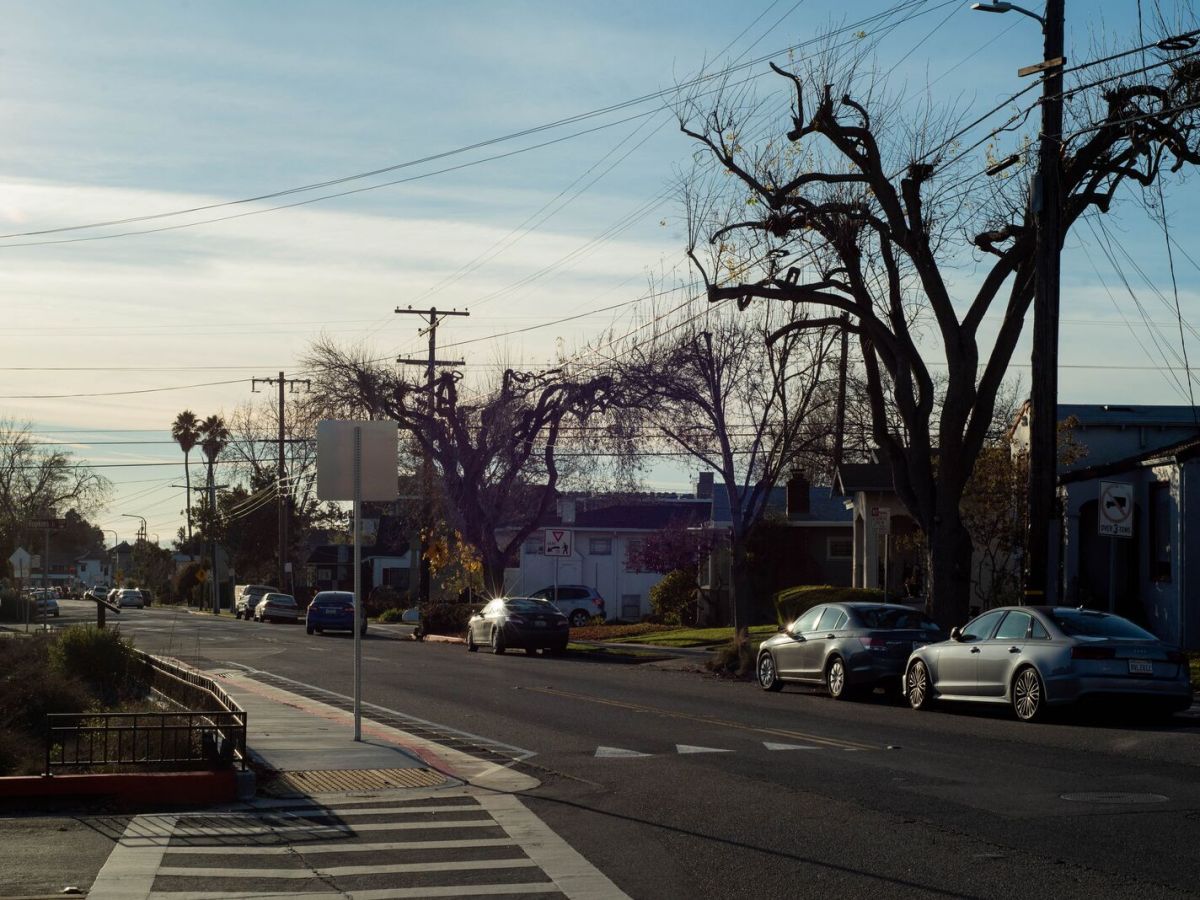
[20, 601, 1200, 898]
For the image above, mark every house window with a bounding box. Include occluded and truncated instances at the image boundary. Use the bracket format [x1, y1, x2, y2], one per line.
[589, 538, 612, 555]
[317, 568, 331, 581]
[383, 567, 410, 591]
[827, 537, 853, 561]
[1149, 481, 1171, 582]
[523, 540, 542, 555]
[625, 540, 646, 573]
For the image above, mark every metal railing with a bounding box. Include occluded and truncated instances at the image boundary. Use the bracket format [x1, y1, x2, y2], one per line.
[43, 652, 247, 775]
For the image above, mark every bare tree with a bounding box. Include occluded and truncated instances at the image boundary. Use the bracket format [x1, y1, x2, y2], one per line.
[0, 418, 110, 557]
[677, 29, 1200, 624]
[614, 302, 836, 650]
[304, 339, 616, 594]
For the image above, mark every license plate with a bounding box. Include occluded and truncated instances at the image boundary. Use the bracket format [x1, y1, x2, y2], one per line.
[534, 620, 546, 627]
[1128, 659, 1153, 675]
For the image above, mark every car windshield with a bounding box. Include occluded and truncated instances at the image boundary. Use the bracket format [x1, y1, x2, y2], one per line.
[857, 607, 941, 632]
[504, 598, 559, 614]
[316, 595, 353, 607]
[1049, 609, 1158, 641]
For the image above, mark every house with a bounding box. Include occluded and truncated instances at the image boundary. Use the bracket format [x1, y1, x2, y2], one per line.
[304, 513, 414, 597]
[505, 496, 712, 621]
[1013, 402, 1200, 472]
[700, 472, 855, 621]
[832, 462, 922, 599]
[1058, 432, 1200, 651]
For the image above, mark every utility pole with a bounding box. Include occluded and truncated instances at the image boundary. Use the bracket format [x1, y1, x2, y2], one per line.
[252, 372, 311, 592]
[1025, 0, 1065, 605]
[396, 306, 468, 604]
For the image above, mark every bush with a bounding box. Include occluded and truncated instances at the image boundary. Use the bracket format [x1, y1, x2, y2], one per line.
[422, 602, 475, 636]
[774, 585, 885, 627]
[649, 570, 696, 626]
[0, 589, 34, 623]
[706, 641, 754, 678]
[377, 607, 408, 623]
[0, 634, 92, 774]
[49, 626, 149, 705]
[367, 585, 409, 617]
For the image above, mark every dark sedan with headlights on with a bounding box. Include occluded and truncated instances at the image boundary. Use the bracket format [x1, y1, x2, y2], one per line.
[757, 602, 945, 699]
[466, 597, 570, 656]
[903, 606, 1193, 722]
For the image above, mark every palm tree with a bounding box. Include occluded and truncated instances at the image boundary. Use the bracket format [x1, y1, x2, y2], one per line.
[199, 414, 230, 495]
[171, 410, 201, 542]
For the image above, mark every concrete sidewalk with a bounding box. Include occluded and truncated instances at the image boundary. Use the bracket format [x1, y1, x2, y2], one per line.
[212, 666, 539, 794]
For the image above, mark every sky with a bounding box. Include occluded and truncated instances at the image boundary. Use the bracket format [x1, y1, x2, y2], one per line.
[0, 0, 1196, 547]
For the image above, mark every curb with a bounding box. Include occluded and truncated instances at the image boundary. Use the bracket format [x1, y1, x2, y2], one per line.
[0, 770, 243, 806]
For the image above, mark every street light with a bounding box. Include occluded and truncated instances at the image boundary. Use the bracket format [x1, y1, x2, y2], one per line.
[122, 513, 148, 543]
[972, 0, 1065, 603]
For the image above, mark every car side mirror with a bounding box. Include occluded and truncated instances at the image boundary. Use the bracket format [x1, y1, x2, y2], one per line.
[950, 626, 962, 641]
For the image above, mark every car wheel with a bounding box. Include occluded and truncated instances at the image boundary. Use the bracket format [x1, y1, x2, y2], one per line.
[906, 660, 935, 711]
[491, 628, 506, 655]
[316, 626, 323, 634]
[1012, 666, 1046, 722]
[53, 611, 60, 618]
[757, 652, 783, 692]
[234, 610, 241, 620]
[547, 643, 566, 656]
[524, 647, 538, 656]
[467, 630, 478, 652]
[306, 625, 314, 635]
[569, 609, 590, 627]
[826, 656, 851, 700]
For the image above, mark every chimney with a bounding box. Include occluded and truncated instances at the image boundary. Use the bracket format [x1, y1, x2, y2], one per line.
[786, 471, 810, 517]
[696, 471, 714, 499]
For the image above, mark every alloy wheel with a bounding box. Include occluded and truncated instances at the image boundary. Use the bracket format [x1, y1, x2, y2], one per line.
[758, 654, 781, 691]
[907, 661, 930, 710]
[1013, 668, 1043, 721]
[827, 658, 846, 698]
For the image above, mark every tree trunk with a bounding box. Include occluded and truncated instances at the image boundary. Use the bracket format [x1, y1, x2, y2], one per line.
[926, 512, 973, 628]
[729, 536, 754, 661]
[183, 451, 192, 542]
[482, 554, 507, 599]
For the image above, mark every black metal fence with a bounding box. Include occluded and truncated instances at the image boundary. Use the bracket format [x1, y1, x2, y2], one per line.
[43, 652, 247, 775]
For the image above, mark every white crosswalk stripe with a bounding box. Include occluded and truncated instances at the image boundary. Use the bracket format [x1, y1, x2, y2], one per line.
[89, 787, 628, 900]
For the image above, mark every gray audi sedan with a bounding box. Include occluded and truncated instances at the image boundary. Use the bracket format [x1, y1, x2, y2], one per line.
[903, 606, 1193, 722]
[466, 596, 570, 655]
[757, 602, 945, 699]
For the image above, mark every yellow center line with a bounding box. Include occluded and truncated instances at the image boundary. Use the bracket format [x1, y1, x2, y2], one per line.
[524, 686, 878, 751]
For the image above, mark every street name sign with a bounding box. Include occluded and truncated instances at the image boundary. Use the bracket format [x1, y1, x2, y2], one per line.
[1098, 481, 1133, 538]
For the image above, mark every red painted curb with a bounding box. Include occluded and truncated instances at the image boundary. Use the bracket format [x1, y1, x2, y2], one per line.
[0, 770, 237, 804]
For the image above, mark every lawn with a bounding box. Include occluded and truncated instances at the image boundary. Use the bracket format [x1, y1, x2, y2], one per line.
[599, 624, 779, 648]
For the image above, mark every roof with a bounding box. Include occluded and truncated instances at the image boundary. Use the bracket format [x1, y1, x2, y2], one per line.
[1055, 404, 1200, 429]
[306, 545, 351, 566]
[1060, 432, 1200, 483]
[833, 464, 894, 495]
[561, 500, 711, 531]
[710, 484, 851, 526]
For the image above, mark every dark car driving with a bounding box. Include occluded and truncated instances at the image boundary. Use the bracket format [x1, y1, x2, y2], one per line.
[306, 591, 365, 636]
[757, 602, 945, 699]
[466, 596, 569, 656]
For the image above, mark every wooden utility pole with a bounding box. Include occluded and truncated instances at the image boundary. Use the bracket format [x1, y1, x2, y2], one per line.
[396, 306, 468, 603]
[1025, 0, 1066, 604]
[252, 372, 311, 592]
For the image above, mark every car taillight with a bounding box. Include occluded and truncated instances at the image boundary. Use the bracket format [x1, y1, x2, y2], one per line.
[1071, 646, 1116, 660]
[593, 598, 604, 607]
[860, 637, 888, 652]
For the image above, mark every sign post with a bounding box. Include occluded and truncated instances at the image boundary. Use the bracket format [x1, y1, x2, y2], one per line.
[544, 529, 572, 607]
[1098, 481, 1133, 613]
[870, 507, 891, 598]
[317, 421, 398, 742]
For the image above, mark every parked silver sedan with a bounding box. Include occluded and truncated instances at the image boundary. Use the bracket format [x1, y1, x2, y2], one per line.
[253, 593, 300, 624]
[757, 602, 945, 699]
[903, 606, 1193, 722]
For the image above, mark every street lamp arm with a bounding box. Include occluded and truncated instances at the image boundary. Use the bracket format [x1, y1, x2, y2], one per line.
[969, 1, 1046, 28]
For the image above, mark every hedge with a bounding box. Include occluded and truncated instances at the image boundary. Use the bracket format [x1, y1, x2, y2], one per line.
[773, 585, 886, 626]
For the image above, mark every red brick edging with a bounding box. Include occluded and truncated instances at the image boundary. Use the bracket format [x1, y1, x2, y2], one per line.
[0, 770, 237, 804]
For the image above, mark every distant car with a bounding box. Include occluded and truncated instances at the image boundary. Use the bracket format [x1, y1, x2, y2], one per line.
[903, 606, 1194, 722]
[115, 588, 144, 609]
[527, 584, 606, 627]
[757, 602, 945, 698]
[30, 589, 60, 618]
[235, 584, 279, 620]
[466, 596, 569, 655]
[254, 592, 299, 623]
[305, 591, 365, 636]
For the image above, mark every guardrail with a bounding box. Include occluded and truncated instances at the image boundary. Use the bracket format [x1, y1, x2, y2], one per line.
[43, 653, 247, 775]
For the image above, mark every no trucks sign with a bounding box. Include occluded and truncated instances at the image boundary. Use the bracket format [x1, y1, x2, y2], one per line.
[1098, 481, 1133, 538]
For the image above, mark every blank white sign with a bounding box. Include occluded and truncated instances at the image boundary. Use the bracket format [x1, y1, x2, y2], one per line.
[316, 420, 400, 501]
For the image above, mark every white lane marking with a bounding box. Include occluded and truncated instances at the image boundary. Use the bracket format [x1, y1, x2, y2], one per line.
[479, 793, 630, 900]
[161, 838, 519, 855]
[593, 746, 650, 758]
[763, 741, 821, 751]
[142, 885, 562, 899]
[675, 744, 732, 754]
[158, 857, 538, 879]
[87, 814, 178, 900]
[167, 818, 499, 836]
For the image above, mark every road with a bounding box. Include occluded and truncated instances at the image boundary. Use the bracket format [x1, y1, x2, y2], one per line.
[22, 600, 1200, 898]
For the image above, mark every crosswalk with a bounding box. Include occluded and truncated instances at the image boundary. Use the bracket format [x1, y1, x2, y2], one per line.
[89, 788, 627, 899]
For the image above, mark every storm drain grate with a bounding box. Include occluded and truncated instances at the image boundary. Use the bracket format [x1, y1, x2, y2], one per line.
[264, 767, 448, 796]
[1060, 791, 1169, 804]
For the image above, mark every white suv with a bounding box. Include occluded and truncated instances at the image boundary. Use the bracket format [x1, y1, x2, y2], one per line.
[528, 585, 606, 627]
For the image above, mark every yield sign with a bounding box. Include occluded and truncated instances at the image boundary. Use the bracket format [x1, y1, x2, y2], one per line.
[544, 529, 573, 557]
